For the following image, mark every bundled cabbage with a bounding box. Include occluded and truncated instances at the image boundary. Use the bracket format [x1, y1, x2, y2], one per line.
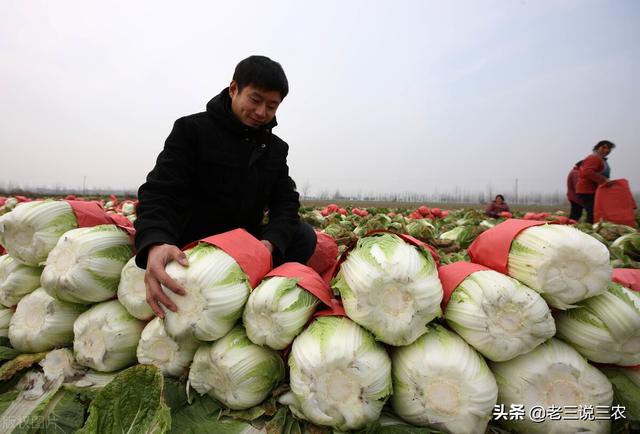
[490, 338, 613, 434]
[391, 325, 498, 434]
[279, 316, 392, 431]
[0, 254, 42, 307]
[243, 276, 319, 350]
[0, 200, 77, 266]
[334, 233, 443, 345]
[445, 270, 556, 361]
[599, 365, 640, 421]
[117, 256, 154, 320]
[0, 305, 11, 337]
[555, 283, 640, 365]
[508, 224, 611, 309]
[9, 287, 88, 352]
[189, 325, 284, 410]
[161, 243, 251, 341]
[136, 317, 198, 377]
[74, 300, 145, 372]
[41, 225, 133, 304]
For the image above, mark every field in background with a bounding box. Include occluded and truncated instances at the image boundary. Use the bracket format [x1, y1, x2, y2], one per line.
[302, 200, 569, 213]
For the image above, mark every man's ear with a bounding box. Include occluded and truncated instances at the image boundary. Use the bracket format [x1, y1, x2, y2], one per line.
[229, 80, 238, 99]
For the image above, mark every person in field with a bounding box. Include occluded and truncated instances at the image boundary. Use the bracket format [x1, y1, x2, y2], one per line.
[566, 160, 584, 221]
[134, 55, 316, 317]
[576, 140, 615, 224]
[485, 194, 510, 218]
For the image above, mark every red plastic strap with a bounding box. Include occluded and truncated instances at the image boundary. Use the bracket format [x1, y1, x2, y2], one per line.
[265, 262, 333, 307]
[183, 228, 272, 289]
[306, 231, 339, 284]
[438, 262, 492, 310]
[612, 268, 640, 292]
[67, 200, 135, 238]
[314, 298, 347, 317]
[468, 219, 551, 274]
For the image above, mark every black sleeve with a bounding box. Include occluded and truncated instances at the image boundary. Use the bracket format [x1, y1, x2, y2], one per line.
[134, 117, 196, 268]
[260, 144, 301, 255]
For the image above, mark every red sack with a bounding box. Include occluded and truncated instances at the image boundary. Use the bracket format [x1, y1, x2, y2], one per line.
[66, 200, 135, 238]
[182, 228, 272, 289]
[306, 231, 339, 284]
[265, 262, 334, 308]
[594, 179, 637, 227]
[612, 268, 640, 292]
[468, 219, 552, 274]
[438, 262, 491, 310]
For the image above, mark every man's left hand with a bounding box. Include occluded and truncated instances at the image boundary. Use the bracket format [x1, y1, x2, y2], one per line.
[260, 239, 274, 254]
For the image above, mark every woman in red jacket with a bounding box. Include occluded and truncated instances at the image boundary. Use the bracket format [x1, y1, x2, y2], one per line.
[485, 194, 511, 218]
[575, 140, 615, 223]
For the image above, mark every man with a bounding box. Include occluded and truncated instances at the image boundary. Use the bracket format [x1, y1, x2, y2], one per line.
[134, 55, 316, 318]
[566, 161, 583, 221]
[575, 140, 615, 223]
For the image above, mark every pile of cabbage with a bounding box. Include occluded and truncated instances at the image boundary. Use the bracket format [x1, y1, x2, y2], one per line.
[0, 197, 639, 434]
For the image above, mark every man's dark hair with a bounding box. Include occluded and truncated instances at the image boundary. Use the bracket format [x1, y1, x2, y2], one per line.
[233, 55, 289, 99]
[495, 194, 505, 201]
[593, 140, 616, 151]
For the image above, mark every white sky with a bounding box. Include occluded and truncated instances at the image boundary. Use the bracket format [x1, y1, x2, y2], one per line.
[1, 0, 639, 199]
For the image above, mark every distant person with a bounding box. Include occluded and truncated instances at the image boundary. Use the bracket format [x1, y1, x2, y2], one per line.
[566, 160, 584, 221]
[485, 194, 510, 218]
[575, 140, 615, 223]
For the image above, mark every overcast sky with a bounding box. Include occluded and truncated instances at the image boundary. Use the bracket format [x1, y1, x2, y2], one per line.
[1, 0, 638, 200]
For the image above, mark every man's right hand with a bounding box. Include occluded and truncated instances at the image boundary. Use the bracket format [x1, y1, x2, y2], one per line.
[145, 244, 189, 318]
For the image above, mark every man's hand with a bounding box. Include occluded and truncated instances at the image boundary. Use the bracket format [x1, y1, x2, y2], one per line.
[145, 244, 189, 318]
[260, 239, 274, 254]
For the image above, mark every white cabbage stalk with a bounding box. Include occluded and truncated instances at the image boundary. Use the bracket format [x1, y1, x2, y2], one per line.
[508, 224, 611, 309]
[0, 254, 43, 307]
[243, 276, 319, 350]
[74, 300, 145, 372]
[9, 287, 88, 353]
[391, 324, 498, 434]
[555, 283, 640, 366]
[0, 200, 77, 266]
[490, 338, 613, 434]
[333, 233, 443, 346]
[137, 317, 198, 378]
[162, 243, 251, 341]
[117, 256, 154, 320]
[279, 316, 392, 431]
[445, 270, 556, 361]
[189, 325, 284, 410]
[41, 225, 134, 304]
[0, 305, 12, 337]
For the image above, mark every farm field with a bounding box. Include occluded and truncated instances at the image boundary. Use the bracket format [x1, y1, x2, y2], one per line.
[0, 195, 638, 433]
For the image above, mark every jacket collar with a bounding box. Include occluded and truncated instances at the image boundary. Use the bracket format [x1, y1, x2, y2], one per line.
[206, 87, 277, 138]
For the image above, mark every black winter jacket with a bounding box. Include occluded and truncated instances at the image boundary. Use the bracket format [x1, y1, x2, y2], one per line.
[134, 88, 300, 268]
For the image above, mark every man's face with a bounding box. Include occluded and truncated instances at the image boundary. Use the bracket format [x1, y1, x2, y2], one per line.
[229, 81, 282, 128]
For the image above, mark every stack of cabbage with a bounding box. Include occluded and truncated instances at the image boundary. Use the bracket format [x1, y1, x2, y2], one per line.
[1, 201, 639, 434]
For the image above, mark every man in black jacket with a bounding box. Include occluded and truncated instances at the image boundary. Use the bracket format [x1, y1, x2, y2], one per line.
[134, 55, 316, 318]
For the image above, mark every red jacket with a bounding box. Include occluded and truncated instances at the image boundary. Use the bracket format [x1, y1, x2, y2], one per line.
[485, 201, 510, 218]
[566, 166, 581, 203]
[576, 153, 607, 194]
